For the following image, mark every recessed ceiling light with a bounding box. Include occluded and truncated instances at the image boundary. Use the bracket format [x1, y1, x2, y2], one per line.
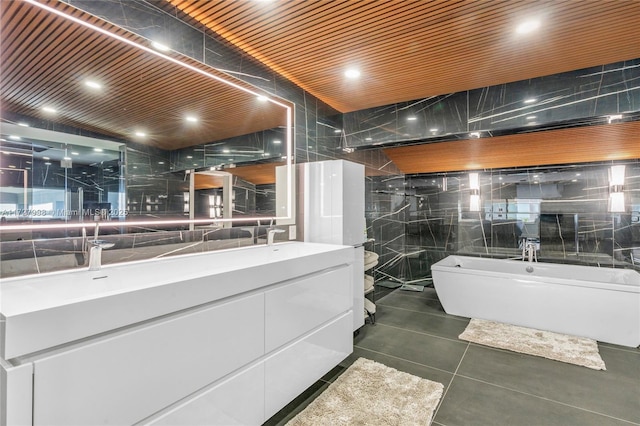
[526, 115, 537, 120]
[222, 149, 230, 153]
[63, 156, 72, 161]
[186, 155, 193, 159]
[85, 80, 102, 90]
[93, 148, 103, 152]
[344, 68, 361, 79]
[257, 95, 269, 102]
[43, 156, 50, 160]
[365, 137, 372, 141]
[524, 98, 537, 104]
[334, 129, 342, 133]
[158, 161, 165, 165]
[516, 19, 540, 34]
[44, 162, 52, 166]
[8, 135, 21, 140]
[152, 41, 170, 52]
[407, 116, 417, 121]
[185, 115, 198, 123]
[42, 106, 57, 113]
[17, 122, 29, 127]
[71, 151, 79, 155]
[135, 131, 146, 137]
[429, 128, 439, 132]
[273, 139, 281, 144]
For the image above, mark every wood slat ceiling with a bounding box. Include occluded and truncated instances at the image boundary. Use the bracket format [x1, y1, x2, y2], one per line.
[383, 121, 640, 175]
[168, 0, 640, 113]
[0, 0, 288, 151]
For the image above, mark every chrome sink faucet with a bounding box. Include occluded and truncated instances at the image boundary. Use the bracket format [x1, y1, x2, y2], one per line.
[524, 242, 537, 263]
[267, 229, 285, 246]
[88, 240, 115, 271]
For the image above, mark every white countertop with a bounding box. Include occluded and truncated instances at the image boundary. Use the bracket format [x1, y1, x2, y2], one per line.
[0, 242, 355, 359]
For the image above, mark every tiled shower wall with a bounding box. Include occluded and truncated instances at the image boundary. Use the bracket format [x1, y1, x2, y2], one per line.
[364, 161, 640, 285]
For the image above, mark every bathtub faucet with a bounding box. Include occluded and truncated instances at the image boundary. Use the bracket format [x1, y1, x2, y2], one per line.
[88, 240, 115, 271]
[267, 229, 285, 246]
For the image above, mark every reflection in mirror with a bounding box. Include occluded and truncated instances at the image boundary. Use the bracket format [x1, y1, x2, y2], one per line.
[0, 0, 294, 231]
[0, 0, 294, 277]
[1, 121, 124, 226]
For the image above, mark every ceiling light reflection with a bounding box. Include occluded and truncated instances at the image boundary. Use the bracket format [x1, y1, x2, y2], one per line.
[516, 20, 540, 34]
[344, 68, 361, 79]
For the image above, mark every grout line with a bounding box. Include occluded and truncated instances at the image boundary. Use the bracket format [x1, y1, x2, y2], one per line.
[353, 344, 456, 376]
[376, 301, 469, 323]
[454, 373, 640, 425]
[372, 321, 468, 345]
[432, 342, 470, 422]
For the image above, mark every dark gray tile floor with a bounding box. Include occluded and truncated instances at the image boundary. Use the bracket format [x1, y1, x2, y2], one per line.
[265, 286, 640, 425]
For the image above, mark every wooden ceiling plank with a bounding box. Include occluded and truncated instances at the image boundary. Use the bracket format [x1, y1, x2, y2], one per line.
[237, 1, 468, 62]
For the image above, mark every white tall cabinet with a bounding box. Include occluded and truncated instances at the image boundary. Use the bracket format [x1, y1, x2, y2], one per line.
[297, 160, 366, 331]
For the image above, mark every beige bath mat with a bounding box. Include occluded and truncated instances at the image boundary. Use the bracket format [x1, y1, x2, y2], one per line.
[286, 358, 444, 425]
[459, 318, 606, 370]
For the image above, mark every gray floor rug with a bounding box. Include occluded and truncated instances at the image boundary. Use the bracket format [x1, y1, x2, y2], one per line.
[459, 318, 606, 370]
[286, 358, 444, 425]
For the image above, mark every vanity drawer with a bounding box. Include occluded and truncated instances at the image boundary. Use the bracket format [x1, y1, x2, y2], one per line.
[32, 294, 264, 426]
[146, 361, 265, 426]
[264, 311, 353, 419]
[265, 265, 352, 352]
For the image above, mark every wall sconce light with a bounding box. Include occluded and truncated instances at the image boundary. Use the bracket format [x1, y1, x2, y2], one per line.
[183, 192, 190, 213]
[608, 165, 625, 213]
[469, 172, 481, 212]
[209, 194, 223, 218]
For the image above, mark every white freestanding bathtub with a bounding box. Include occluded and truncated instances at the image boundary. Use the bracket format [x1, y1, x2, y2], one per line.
[431, 255, 640, 347]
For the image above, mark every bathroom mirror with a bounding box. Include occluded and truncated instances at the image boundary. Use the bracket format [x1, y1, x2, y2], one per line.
[0, 0, 294, 232]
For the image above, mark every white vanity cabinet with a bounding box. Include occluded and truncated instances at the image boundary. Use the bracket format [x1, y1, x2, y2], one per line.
[0, 242, 355, 426]
[32, 295, 265, 426]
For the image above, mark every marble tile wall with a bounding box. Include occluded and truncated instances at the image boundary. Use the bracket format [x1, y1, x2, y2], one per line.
[396, 161, 640, 284]
[343, 59, 640, 148]
[365, 175, 410, 284]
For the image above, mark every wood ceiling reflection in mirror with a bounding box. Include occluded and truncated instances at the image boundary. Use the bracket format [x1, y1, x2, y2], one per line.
[0, 0, 290, 151]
